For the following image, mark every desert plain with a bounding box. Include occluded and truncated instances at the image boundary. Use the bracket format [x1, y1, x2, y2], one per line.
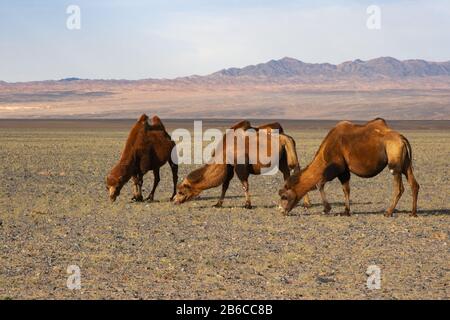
[0, 119, 449, 299]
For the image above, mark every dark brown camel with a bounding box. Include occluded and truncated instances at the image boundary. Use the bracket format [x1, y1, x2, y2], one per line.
[106, 114, 178, 202]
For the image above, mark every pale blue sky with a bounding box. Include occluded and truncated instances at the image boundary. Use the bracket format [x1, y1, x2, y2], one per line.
[1, 0, 449, 82]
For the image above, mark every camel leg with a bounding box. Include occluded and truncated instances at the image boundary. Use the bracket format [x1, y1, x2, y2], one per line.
[404, 165, 419, 217]
[131, 175, 144, 202]
[341, 181, 351, 216]
[241, 180, 252, 209]
[213, 166, 234, 208]
[319, 183, 331, 214]
[235, 166, 252, 209]
[279, 150, 291, 180]
[169, 160, 178, 201]
[302, 192, 312, 208]
[146, 169, 160, 202]
[338, 171, 351, 216]
[385, 174, 404, 217]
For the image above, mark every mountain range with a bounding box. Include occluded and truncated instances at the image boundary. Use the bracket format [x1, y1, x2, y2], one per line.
[210, 57, 450, 79]
[0, 57, 449, 120]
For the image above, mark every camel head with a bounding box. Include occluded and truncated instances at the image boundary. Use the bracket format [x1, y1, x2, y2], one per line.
[278, 174, 304, 214]
[278, 187, 300, 215]
[173, 180, 201, 204]
[105, 166, 127, 202]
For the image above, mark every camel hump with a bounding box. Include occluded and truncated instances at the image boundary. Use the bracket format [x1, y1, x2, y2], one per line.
[151, 115, 162, 126]
[371, 117, 387, 125]
[138, 114, 149, 123]
[367, 118, 390, 131]
[258, 122, 284, 133]
[370, 117, 389, 127]
[151, 115, 168, 131]
[335, 120, 353, 129]
[230, 120, 252, 130]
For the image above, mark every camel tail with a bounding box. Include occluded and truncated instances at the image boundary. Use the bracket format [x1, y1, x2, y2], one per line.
[400, 134, 413, 169]
[280, 134, 300, 172]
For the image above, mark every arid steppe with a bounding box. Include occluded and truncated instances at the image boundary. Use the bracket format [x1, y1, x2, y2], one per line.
[0, 120, 449, 299]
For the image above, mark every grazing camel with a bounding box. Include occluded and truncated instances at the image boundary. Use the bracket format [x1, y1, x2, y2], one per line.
[106, 114, 178, 202]
[278, 118, 419, 217]
[173, 120, 311, 208]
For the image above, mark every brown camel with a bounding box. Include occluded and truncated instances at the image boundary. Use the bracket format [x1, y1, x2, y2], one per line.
[279, 118, 419, 217]
[106, 114, 178, 202]
[173, 120, 311, 208]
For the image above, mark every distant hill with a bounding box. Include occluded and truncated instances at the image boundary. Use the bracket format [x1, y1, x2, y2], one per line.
[1, 57, 450, 120]
[2, 57, 450, 86]
[210, 57, 450, 79]
[58, 77, 83, 82]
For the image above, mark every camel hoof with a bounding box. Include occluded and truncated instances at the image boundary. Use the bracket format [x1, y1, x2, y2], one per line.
[213, 203, 223, 208]
[132, 196, 144, 202]
[384, 211, 394, 217]
[410, 213, 418, 217]
[244, 204, 253, 209]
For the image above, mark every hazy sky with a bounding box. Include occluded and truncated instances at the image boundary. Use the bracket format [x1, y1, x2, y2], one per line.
[1, 0, 449, 82]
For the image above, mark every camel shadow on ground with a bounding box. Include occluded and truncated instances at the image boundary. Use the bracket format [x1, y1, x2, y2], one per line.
[350, 208, 450, 216]
[281, 204, 450, 217]
[195, 201, 376, 211]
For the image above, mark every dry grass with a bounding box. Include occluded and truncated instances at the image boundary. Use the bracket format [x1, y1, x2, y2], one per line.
[0, 123, 449, 299]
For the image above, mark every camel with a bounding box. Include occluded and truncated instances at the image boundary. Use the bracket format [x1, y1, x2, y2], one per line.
[278, 118, 419, 217]
[173, 120, 311, 208]
[106, 114, 178, 202]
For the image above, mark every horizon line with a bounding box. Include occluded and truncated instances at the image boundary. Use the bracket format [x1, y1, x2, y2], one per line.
[2, 56, 450, 84]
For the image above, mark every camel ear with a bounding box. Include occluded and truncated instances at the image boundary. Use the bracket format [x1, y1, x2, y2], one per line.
[118, 176, 124, 183]
[279, 189, 290, 200]
[182, 183, 191, 190]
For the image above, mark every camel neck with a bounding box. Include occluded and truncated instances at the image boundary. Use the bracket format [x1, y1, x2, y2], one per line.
[195, 164, 228, 191]
[112, 160, 134, 184]
[298, 158, 326, 194]
[119, 149, 135, 163]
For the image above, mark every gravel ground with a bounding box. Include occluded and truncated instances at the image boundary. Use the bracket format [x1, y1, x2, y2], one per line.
[0, 126, 449, 299]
